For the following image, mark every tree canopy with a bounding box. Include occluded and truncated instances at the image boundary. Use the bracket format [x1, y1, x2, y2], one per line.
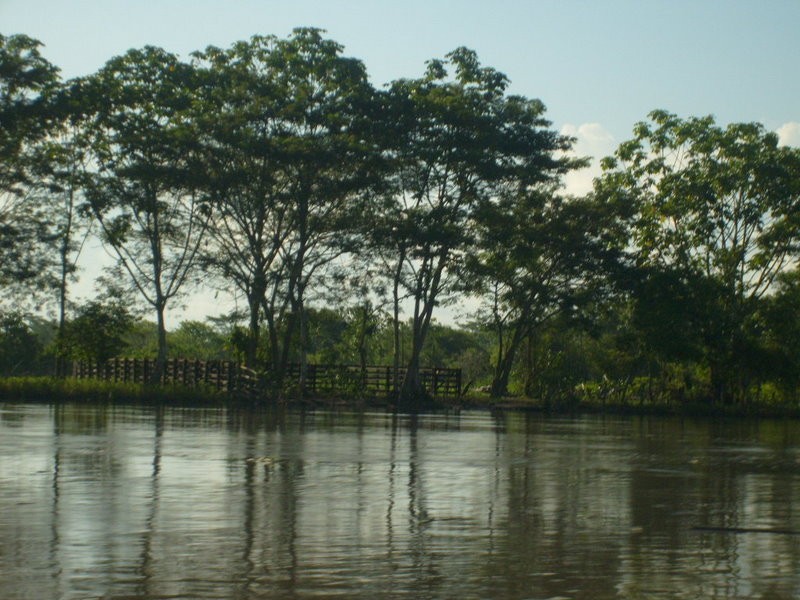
[596, 110, 800, 402]
[2, 32, 800, 409]
[0, 33, 60, 291]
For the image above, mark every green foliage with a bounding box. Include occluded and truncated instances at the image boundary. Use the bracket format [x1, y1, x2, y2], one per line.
[114, 318, 240, 362]
[597, 111, 800, 404]
[191, 29, 379, 372]
[760, 269, 800, 400]
[3, 31, 800, 411]
[374, 47, 578, 402]
[78, 46, 211, 375]
[0, 311, 43, 375]
[470, 186, 626, 396]
[59, 300, 133, 362]
[627, 267, 708, 363]
[0, 33, 59, 192]
[168, 320, 235, 361]
[0, 376, 227, 404]
[304, 308, 350, 364]
[0, 33, 62, 294]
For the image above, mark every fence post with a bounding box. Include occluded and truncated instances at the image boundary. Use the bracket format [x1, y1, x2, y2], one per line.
[307, 364, 316, 394]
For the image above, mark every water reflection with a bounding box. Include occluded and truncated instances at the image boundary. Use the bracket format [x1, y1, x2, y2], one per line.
[1, 405, 799, 599]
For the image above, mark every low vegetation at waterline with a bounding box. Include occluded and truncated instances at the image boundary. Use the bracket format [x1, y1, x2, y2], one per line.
[3, 373, 800, 418]
[0, 376, 228, 405]
[2, 31, 800, 409]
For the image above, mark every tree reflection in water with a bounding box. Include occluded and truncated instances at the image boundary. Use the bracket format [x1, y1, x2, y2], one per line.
[0, 405, 799, 599]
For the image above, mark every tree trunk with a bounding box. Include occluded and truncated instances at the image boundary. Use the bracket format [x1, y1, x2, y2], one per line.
[357, 308, 369, 385]
[490, 351, 515, 398]
[398, 253, 446, 409]
[523, 333, 535, 398]
[245, 270, 269, 369]
[399, 339, 424, 407]
[391, 250, 405, 400]
[399, 296, 435, 407]
[263, 301, 282, 387]
[490, 322, 525, 398]
[392, 280, 402, 399]
[55, 183, 76, 378]
[55, 257, 68, 377]
[152, 302, 168, 385]
[297, 292, 309, 397]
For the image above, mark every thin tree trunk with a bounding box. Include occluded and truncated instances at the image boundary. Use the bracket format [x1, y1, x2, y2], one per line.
[246, 294, 261, 369]
[399, 253, 447, 408]
[297, 290, 309, 396]
[261, 297, 284, 398]
[490, 321, 526, 397]
[246, 269, 267, 369]
[152, 301, 168, 385]
[391, 254, 404, 399]
[357, 307, 369, 384]
[56, 183, 76, 378]
[56, 253, 69, 377]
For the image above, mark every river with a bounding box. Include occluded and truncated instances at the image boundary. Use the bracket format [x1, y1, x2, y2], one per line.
[1, 404, 799, 599]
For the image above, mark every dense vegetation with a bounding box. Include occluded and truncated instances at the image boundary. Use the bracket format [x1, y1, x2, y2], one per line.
[2, 30, 799, 410]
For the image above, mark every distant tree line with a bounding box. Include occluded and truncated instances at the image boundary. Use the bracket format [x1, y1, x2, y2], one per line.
[2, 30, 799, 408]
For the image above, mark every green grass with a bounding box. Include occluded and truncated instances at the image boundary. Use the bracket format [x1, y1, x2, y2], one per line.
[0, 376, 231, 405]
[5, 376, 799, 418]
[455, 391, 800, 418]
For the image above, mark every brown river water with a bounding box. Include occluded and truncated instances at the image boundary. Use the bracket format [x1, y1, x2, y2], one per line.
[1, 404, 799, 599]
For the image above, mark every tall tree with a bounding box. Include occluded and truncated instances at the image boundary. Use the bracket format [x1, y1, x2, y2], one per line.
[0, 33, 59, 295]
[59, 299, 133, 363]
[0, 311, 43, 375]
[80, 47, 209, 382]
[193, 29, 377, 387]
[761, 269, 800, 399]
[596, 111, 800, 403]
[31, 120, 95, 375]
[191, 36, 291, 370]
[379, 48, 575, 406]
[471, 188, 624, 397]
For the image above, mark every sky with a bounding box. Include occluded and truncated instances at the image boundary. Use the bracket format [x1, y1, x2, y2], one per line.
[2, 0, 799, 324]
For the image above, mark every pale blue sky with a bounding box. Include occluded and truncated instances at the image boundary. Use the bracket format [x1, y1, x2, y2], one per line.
[3, 0, 798, 321]
[3, 1, 798, 135]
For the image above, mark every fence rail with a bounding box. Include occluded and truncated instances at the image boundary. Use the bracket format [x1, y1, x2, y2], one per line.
[72, 358, 461, 400]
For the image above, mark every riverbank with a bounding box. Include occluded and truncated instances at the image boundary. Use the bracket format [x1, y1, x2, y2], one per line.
[458, 396, 800, 419]
[2, 376, 800, 419]
[0, 376, 229, 406]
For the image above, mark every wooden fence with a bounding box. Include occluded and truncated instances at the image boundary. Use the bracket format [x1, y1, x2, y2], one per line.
[283, 363, 462, 399]
[72, 358, 245, 392]
[72, 358, 462, 400]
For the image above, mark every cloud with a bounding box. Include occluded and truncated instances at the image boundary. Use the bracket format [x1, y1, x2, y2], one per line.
[560, 123, 616, 196]
[776, 122, 800, 147]
[562, 122, 615, 146]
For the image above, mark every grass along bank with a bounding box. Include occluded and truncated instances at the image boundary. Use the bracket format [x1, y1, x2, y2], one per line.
[0, 376, 229, 405]
[3, 376, 800, 419]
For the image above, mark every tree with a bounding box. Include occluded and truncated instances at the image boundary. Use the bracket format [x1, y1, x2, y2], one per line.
[193, 29, 378, 387]
[760, 270, 800, 400]
[471, 189, 623, 397]
[342, 300, 382, 380]
[80, 47, 209, 382]
[168, 320, 231, 360]
[191, 36, 293, 370]
[0, 311, 43, 375]
[378, 48, 576, 406]
[59, 300, 133, 363]
[30, 120, 95, 374]
[0, 33, 59, 295]
[596, 111, 800, 403]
